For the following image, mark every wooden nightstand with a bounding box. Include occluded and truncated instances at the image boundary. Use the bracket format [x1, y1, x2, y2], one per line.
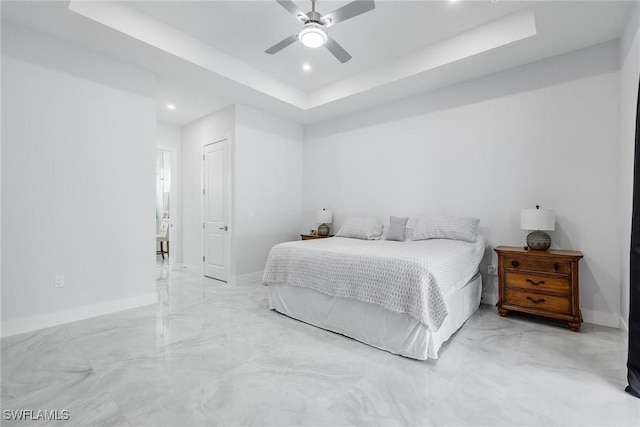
[495, 246, 584, 331]
[300, 234, 330, 240]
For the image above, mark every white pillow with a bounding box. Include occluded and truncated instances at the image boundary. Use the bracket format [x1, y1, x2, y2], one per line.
[405, 227, 414, 241]
[336, 217, 384, 240]
[412, 216, 479, 243]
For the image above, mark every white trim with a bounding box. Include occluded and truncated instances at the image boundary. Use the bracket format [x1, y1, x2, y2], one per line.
[1, 292, 158, 338]
[481, 292, 498, 306]
[581, 309, 620, 328]
[234, 270, 264, 286]
[228, 132, 237, 282]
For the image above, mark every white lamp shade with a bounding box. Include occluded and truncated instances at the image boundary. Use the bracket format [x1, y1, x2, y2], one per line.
[521, 208, 555, 231]
[317, 209, 333, 224]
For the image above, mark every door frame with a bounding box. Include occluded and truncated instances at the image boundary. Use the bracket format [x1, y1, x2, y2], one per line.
[202, 135, 234, 282]
[157, 144, 180, 271]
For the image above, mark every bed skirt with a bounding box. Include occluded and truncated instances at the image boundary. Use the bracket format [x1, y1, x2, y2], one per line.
[267, 273, 482, 360]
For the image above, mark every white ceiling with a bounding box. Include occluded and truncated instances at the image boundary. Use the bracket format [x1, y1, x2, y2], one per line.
[127, 0, 532, 92]
[1, 1, 634, 126]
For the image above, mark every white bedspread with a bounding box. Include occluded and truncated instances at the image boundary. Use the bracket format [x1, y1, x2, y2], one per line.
[262, 236, 485, 332]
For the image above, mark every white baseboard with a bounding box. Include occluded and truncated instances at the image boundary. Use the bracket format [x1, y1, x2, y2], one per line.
[1, 292, 158, 338]
[179, 265, 262, 286]
[481, 292, 498, 306]
[234, 270, 264, 285]
[580, 309, 619, 328]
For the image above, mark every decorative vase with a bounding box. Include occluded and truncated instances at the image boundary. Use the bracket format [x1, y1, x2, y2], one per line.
[318, 223, 330, 236]
[527, 230, 551, 250]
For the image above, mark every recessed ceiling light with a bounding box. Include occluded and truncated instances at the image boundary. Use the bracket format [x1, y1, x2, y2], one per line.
[166, 104, 176, 110]
[302, 63, 311, 71]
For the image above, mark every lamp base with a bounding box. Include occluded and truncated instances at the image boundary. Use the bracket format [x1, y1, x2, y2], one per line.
[318, 223, 330, 236]
[526, 230, 551, 251]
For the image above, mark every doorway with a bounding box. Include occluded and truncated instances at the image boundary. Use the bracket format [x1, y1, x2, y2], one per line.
[203, 138, 230, 282]
[156, 145, 179, 272]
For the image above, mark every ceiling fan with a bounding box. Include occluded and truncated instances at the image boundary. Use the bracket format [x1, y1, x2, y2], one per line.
[265, 0, 375, 63]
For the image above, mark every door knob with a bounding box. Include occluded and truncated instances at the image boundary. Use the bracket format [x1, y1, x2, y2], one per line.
[219, 226, 228, 231]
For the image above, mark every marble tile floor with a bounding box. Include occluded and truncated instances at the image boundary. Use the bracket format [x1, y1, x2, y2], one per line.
[2, 259, 639, 426]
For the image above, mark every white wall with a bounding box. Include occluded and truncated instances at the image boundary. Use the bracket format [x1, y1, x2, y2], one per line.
[179, 104, 303, 281]
[1, 24, 157, 336]
[234, 105, 303, 278]
[180, 106, 235, 270]
[619, 3, 640, 329]
[157, 121, 181, 150]
[304, 41, 621, 327]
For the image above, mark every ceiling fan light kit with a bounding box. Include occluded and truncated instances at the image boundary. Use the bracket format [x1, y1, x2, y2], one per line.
[298, 22, 327, 48]
[266, 0, 376, 63]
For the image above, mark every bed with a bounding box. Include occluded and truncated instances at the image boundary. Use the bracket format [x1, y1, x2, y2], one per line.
[262, 217, 486, 360]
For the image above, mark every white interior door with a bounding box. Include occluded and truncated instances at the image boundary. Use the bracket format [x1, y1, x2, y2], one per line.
[203, 139, 228, 281]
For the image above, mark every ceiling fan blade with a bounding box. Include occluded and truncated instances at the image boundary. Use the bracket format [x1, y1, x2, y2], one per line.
[322, 0, 375, 27]
[265, 34, 298, 54]
[276, 0, 307, 22]
[325, 37, 352, 63]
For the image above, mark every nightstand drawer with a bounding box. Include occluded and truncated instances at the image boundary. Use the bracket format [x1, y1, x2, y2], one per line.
[505, 273, 570, 294]
[505, 289, 571, 314]
[504, 256, 571, 275]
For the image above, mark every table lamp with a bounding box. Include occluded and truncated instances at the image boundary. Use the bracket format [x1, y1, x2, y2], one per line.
[521, 205, 555, 250]
[317, 209, 333, 236]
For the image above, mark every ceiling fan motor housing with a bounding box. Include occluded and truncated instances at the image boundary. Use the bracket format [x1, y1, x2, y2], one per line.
[306, 10, 321, 21]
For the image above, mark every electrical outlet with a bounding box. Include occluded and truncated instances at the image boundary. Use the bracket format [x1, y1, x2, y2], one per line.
[487, 265, 497, 276]
[54, 275, 64, 288]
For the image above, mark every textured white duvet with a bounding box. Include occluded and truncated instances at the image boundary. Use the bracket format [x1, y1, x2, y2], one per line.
[262, 236, 486, 332]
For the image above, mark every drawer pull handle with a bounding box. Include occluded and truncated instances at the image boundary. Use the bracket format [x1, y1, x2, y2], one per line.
[553, 263, 560, 271]
[526, 279, 545, 286]
[511, 260, 520, 267]
[526, 296, 546, 304]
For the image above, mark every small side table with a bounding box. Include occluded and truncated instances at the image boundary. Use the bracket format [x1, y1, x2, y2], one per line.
[495, 246, 583, 331]
[300, 234, 330, 240]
